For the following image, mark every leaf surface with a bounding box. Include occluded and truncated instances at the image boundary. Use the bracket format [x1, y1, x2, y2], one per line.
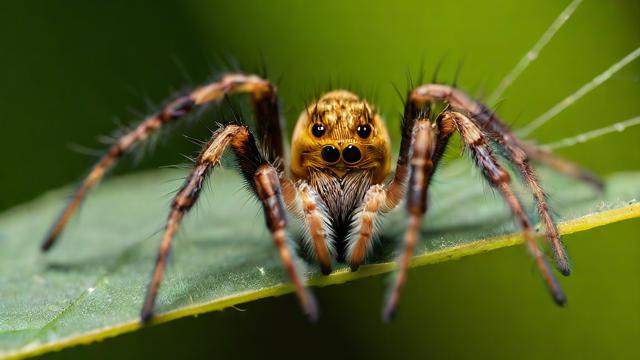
[1, 165, 639, 359]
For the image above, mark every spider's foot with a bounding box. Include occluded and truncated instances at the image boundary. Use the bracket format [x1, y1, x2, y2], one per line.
[556, 260, 572, 277]
[40, 237, 54, 252]
[382, 300, 398, 323]
[140, 309, 154, 325]
[551, 287, 567, 307]
[140, 298, 157, 325]
[41, 227, 61, 252]
[349, 264, 360, 272]
[300, 289, 320, 323]
[320, 264, 332, 275]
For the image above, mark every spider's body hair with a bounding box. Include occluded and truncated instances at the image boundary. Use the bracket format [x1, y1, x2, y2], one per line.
[287, 90, 393, 262]
[307, 169, 374, 261]
[291, 90, 391, 183]
[42, 0, 626, 322]
[43, 76, 605, 323]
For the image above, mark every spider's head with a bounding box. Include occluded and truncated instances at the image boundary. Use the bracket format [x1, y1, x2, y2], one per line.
[290, 90, 391, 183]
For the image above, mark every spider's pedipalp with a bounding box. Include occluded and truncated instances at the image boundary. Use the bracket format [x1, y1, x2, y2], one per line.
[293, 181, 335, 275]
[141, 124, 317, 323]
[346, 184, 388, 271]
[43, 73, 283, 252]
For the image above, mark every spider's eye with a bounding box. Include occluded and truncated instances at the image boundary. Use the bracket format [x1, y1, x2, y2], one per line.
[356, 124, 372, 139]
[342, 145, 362, 164]
[321, 145, 340, 163]
[311, 124, 326, 137]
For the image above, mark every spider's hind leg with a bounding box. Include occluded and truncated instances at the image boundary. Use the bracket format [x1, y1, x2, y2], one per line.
[410, 83, 580, 276]
[518, 141, 604, 191]
[447, 111, 566, 305]
[141, 124, 317, 323]
[472, 110, 577, 275]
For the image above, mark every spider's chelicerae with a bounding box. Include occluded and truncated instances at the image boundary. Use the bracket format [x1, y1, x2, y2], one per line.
[41, 72, 602, 323]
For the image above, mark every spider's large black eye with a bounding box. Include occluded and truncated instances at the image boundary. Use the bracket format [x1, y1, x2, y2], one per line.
[321, 145, 340, 163]
[312, 124, 326, 137]
[342, 145, 362, 164]
[357, 124, 372, 139]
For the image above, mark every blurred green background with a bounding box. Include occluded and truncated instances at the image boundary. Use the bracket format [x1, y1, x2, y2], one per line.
[0, 0, 638, 359]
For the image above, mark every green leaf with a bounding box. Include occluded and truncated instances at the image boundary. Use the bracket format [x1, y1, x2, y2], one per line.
[1, 164, 639, 359]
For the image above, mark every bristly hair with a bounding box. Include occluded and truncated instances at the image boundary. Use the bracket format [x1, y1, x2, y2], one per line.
[431, 52, 449, 83]
[417, 53, 428, 86]
[302, 75, 381, 110]
[452, 57, 465, 88]
[258, 49, 269, 79]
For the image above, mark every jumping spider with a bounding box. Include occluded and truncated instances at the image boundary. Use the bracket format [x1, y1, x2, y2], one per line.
[41, 73, 601, 323]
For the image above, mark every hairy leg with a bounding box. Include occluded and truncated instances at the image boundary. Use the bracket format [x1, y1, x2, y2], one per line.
[471, 112, 574, 275]
[409, 83, 584, 275]
[383, 117, 437, 321]
[292, 182, 334, 275]
[346, 97, 453, 272]
[346, 184, 389, 270]
[140, 124, 316, 323]
[519, 141, 603, 190]
[447, 111, 566, 305]
[43, 74, 283, 251]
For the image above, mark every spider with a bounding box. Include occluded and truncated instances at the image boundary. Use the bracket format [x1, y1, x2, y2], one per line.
[40, 71, 603, 323]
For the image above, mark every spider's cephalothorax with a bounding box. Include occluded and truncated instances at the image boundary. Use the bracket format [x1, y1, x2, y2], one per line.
[42, 74, 602, 323]
[290, 91, 391, 262]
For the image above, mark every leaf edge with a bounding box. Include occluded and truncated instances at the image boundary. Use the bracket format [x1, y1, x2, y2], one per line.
[3, 202, 639, 360]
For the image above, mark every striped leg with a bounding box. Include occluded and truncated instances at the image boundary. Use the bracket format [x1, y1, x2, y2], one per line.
[346, 185, 390, 271]
[140, 124, 316, 323]
[43, 74, 283, 251]
[473, 115, 574, 275]
[383, 117, 437, 321]
[410, 83, 577, 276]
[519, 141, 603, 190]
[447, 111, 566, 306]
[293, 182, 334, 275]
[347, 98, 453, 272]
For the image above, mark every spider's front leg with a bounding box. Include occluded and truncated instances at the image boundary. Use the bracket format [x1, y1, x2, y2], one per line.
[382, 115, 443, 321]
[141, 124, 317, 323]
[43, 73, 283, 251]
[346, 103, 452, 272]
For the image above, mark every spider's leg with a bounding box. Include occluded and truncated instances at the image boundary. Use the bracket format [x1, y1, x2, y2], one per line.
[383, 116, 439, 321]
[290, 182, 334, 275]
[141, 124, 316, 323]
[346, 101, 452, 272]
[447, 111, 566, 306]
[410, 84, 576, 276]
[474, 104, 603, 190]
[346, 184, 389, 271]
[471, 112, 576, 275]
[518, 141, 603, 190]
[43, 73, 284, 251]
